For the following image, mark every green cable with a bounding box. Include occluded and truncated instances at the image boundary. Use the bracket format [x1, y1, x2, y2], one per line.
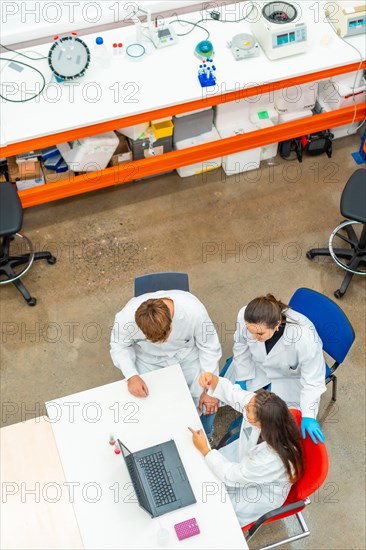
[0, 57, 46, 102]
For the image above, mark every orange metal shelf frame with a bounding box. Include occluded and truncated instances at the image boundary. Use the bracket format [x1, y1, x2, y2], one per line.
[1, 60, 365, 208]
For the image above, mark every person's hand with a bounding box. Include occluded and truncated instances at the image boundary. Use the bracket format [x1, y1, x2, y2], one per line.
[199, 391, 219, 415]
[301, 417, 325, 444]
[198, 372, 219, 391]
[188, 427, 211, 456]
[127, 375, 149, 397]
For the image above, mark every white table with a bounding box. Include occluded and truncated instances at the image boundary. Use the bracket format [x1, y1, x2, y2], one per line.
[0, 417, 84, 550]
[45, 365, 248, 549]
[1, 1, 365, 147]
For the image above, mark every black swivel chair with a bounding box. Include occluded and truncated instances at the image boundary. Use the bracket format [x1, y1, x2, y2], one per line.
[307, 168, 366, 298]
[0, 182, 56, 306]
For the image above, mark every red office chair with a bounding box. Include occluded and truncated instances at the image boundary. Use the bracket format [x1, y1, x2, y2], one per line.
[241, 409, 329, 549]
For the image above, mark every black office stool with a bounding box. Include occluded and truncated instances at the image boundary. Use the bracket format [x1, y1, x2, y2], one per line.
[307, 168, 366, 299]
[0, 182, 56, 306]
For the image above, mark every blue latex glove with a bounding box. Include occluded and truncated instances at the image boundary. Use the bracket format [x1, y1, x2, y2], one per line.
[301, 417, 325, 444]
[235, 380, 247, 391]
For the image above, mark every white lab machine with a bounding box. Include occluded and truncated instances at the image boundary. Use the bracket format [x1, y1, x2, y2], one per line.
[131, 5, 178, 49]
[250, 1, 307, 60]
[228, 33, 260, 60]
[325, 1, 366, 37]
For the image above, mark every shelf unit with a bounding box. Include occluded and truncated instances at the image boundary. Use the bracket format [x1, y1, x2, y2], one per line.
[1, 61, 365, 208]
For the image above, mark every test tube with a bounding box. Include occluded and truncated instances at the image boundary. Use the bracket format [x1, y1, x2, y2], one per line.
[113, 43, 118, 55]
[114, 441, 121, 455]
[118, 43, 123, 54]
[70, 31, 77, 50]
[109, 433, 115, 446]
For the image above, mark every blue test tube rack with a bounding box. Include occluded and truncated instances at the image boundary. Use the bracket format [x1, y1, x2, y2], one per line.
[198, 59, 217, 87]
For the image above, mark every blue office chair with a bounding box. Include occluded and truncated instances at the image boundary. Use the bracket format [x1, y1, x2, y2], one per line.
[134, 272, 189, 296]
[218, 287, 355, 445]
[288, 287, 355, 402]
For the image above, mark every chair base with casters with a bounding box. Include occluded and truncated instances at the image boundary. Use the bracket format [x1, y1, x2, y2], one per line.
[0, 182, 56, 306]
[306, 168, 366, 299]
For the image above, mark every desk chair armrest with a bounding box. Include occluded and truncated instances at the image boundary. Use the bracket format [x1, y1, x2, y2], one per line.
[247, 499, 306, 537]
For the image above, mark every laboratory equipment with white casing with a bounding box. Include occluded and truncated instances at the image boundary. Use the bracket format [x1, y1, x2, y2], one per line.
[325, 1, 366, 37]
[250, 1, 307, 60]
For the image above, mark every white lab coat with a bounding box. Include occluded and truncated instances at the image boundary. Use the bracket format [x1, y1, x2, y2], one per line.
[226, 307, 326, 418]
[205, 378, 292, 527]
[110, 290, 221, 405]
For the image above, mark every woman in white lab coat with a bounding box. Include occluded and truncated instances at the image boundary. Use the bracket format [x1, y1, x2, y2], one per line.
[189, 373, 304, 528]
[225, 294, 326, 443]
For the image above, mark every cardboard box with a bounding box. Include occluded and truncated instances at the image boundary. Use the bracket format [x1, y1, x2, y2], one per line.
[108, 132, 133, 167]
[42, 165, 75, 184]
[8, 156, 43, 182]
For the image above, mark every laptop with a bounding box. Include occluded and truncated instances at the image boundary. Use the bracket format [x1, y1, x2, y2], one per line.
[117, 438, 196, 517]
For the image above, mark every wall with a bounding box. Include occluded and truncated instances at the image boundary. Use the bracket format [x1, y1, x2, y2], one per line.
[0, 0, 220, 46]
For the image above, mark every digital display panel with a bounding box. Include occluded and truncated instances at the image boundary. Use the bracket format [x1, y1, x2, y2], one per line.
[158, 28, 171, 38]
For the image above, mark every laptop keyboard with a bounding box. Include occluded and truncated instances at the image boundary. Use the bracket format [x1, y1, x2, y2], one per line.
[137, 452, 177, 507]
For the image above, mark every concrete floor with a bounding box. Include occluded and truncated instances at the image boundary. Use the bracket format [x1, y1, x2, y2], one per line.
[1, 133, 365, 549]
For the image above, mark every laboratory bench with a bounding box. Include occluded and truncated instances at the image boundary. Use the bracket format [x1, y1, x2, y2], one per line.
[0, 1, 365, 207]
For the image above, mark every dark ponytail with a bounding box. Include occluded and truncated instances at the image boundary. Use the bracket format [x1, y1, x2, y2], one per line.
[254, 390, 304, 483]
[244, 294, 290, 329]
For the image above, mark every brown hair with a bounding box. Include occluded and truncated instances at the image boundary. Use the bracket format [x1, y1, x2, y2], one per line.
[244, 294, 289, 329]
[253, 390, 304, 483]
[135, 299, 172, 343]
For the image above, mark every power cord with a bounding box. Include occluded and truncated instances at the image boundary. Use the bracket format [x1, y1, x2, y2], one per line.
[0, 43, 48, 102]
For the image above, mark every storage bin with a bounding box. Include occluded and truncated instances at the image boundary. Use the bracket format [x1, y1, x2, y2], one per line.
[249, 116, 278, 160]
[174, 126, 221, 178]
[275, 82, 319, 114]
[151, 119, 174, 140]
[128, 135, 173, 161]
[218, 125, 261, 175]
[317, 97, 360, 139]
[173, 108, 213, 144]
[318, 79, 366, 111]
[56, 131, 119, 172]
[278, 110, 314, 123]
[116, 122, 150, 140]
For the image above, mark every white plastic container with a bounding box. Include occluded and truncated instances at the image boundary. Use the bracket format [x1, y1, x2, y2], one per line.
[318, 79, 366, 110]
[93, 37, 111, 68]
[249, 115, 278, 160]
[278, 110, 314, 123]
[317, 96, 360, 139]
[175, 126, 222, 178]
[56, 131, 119, 172]
[117, 122, 150, 140]
[214, 100, 250, 132]
[218, 124, 261, 175]
[275, 82, 318, 114]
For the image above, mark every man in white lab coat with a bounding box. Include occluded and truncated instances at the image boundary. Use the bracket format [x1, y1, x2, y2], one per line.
[110, 290, 221, 437]
[225, 294, 326, 443]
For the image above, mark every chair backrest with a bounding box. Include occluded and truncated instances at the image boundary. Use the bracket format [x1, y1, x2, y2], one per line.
[241, 408, 329, 531]
[288, 287, 355, 364]
[134, 272, 189, 297]
[288, 409, 329, 502]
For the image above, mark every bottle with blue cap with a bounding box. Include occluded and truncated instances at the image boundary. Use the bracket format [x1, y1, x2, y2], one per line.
[94, 36, 111, 68]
